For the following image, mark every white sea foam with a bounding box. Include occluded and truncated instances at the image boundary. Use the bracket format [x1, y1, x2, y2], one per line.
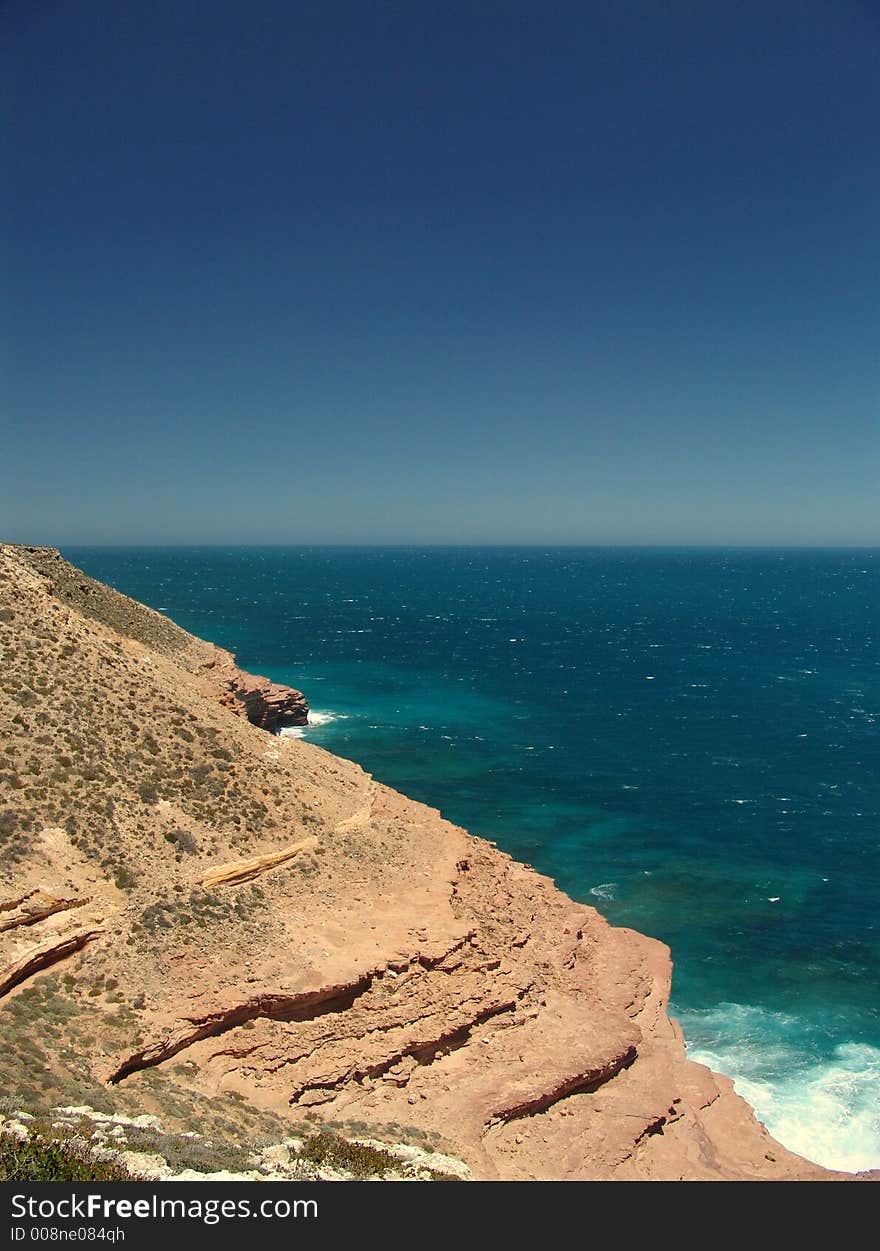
[278, 710, 348, 738]
[589, 882, 617, 902]
[308, 710, 346, 726]
[681, 1002, 880, 1172]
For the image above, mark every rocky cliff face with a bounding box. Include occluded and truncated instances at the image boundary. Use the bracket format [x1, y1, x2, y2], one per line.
[205, 650, 309, 731]
[0, 544, 866, 1180]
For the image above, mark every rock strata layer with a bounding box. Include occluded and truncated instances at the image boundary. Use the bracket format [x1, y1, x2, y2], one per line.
[205, 651, 309, 730]
[0, 543, 872, 1181]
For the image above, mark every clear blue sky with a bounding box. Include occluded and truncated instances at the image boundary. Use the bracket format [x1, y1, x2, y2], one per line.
[2, 0, 878, 544]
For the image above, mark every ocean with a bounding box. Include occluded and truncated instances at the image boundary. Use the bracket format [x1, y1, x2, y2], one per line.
[63, 545, 880, 1172]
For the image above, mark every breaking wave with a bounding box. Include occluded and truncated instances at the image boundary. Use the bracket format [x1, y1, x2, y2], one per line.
[279, 709, 348, 738]
[680, 1001, 880, 1172]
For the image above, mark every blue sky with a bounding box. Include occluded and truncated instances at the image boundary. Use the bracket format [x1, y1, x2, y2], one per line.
[2, 0, 878, 544]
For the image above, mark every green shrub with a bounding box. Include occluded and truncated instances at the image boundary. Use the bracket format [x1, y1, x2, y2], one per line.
[0, 1129, 139, 1181]
[299, 1132, 400, 1178]
[164, 828, 198, 854]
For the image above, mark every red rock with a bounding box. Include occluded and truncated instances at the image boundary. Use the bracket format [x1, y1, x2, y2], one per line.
[202, 649, 309, 730]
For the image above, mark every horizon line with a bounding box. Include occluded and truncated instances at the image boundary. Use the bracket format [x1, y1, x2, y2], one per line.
[43, 541, 880, 551]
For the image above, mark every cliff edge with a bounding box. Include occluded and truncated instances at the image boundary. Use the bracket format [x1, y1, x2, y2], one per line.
[0, 544, 861, 1180]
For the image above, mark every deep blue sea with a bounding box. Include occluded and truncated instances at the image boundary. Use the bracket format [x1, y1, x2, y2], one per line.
[64, 546, 879, 1171]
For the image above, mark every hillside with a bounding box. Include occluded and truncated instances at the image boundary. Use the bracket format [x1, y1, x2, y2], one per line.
[0, 543, 854, 1180]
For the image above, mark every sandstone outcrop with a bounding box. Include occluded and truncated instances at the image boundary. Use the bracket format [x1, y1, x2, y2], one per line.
[203, 650, 309, 730]
[0, 543, 871, 1181]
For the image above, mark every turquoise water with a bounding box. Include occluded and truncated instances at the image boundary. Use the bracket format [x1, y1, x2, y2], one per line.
[65, 546, 880, 1171]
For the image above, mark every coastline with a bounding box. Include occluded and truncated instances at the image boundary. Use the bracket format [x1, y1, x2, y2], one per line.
[0, 543, 873, 1180]
[291, 712, 880, 1176]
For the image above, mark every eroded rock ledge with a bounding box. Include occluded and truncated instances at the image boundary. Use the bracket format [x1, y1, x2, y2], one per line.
[204, 650, 309, 731]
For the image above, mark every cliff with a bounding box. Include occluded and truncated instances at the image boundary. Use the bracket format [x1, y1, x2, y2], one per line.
[0, 543, 862, 1180]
